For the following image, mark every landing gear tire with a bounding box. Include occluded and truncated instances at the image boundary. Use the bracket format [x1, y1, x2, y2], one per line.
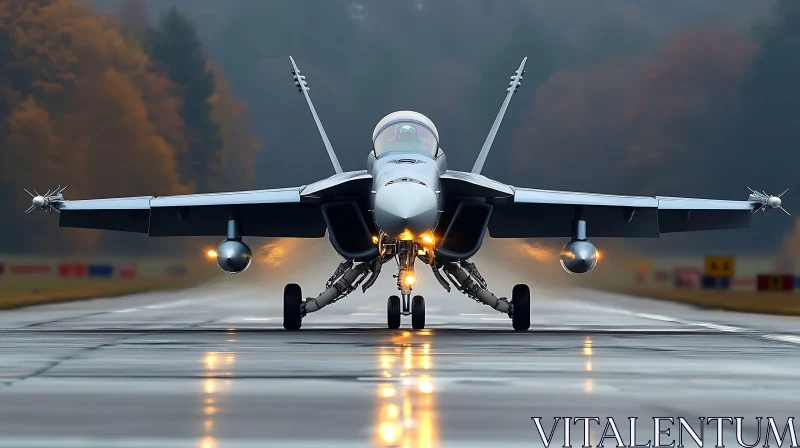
[283, 283, 303, 331]
[412, 295, 426, 330]
[511, 284, 531, 331]
[387, 295, 401, 329]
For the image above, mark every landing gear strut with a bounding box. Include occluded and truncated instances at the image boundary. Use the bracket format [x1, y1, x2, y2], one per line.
[282, 258, 383, 330]
[433, 260, 531, 331]
[381, 239, 428, 330]
[281, 236, 525, 331]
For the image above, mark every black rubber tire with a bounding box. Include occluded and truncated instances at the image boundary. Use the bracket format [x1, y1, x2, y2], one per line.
[511, 284, 531, 331]
[412, 295, 426, 330]
[387, 295, 401, 329]
[283, 283, 303, 331]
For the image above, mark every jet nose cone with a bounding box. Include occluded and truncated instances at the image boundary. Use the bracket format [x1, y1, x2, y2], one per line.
[374, 182, 438, 239]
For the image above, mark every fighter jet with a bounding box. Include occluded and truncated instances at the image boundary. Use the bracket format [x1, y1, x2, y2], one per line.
[26, 57, 788, 331]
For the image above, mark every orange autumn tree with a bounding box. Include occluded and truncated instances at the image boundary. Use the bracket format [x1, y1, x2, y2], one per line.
[118, 3, 261, 192]
[206, 62, 260, 191]
[0, 0, 261, 253]
[0, 0, 189, 252]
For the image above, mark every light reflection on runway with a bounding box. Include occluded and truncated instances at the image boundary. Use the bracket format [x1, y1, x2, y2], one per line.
[200, 329, 238, 448]
[583, 336, 593, 394]
[1, 283, 800, 447]
[374, 330, 438, 447]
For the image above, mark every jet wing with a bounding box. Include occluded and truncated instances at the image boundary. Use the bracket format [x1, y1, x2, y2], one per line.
[488, 187, 759, 238]
[52, 171, 371, 238]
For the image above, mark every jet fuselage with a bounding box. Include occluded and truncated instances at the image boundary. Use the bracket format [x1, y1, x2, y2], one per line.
[367, 111, 446, 241]
[369, 151, 444, 240]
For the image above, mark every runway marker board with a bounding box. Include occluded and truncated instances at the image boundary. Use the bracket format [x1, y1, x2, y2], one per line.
[59, 264, 85, 277]
[701, 275, 730, 290]
[88, 264, 113, 278]
[705, 256, 735, 278]
[756, 274, 794, 292]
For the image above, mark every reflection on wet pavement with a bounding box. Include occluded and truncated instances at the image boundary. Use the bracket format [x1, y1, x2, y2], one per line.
[1, 286, 800, 447]
[583, 336, 593, 394]
[375, 330, 437, 447]
[200, 328, 238, 448]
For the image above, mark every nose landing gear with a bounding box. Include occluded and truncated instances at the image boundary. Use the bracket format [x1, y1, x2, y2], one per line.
[386, 293, 426, 330]
[411, 295, 426, 330]
[387, 295, 401, 329]
[384, 240, 428, 330]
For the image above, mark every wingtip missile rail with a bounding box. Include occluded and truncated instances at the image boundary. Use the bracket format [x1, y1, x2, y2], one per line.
[24, 185, 66, 214]
[748, 186, 790, 215]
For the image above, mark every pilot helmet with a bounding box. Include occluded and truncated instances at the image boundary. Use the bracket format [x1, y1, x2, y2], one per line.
[397, 124, 417, 142]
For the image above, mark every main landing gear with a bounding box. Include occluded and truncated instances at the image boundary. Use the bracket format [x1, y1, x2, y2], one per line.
[281, 241, 530, 331]
[510, 284, 530, 331]
[283, 283, 303, 331]
[282, 259, 378, 330]
[432, 260, 531, 331]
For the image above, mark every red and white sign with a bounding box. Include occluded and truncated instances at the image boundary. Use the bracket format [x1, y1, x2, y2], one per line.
[59, 263, 86, 277]
[118, 265, 137, 279]
[673, 267, 702, 288]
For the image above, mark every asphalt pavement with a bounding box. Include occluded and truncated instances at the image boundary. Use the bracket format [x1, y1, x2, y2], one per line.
[1, 250, 800, 448]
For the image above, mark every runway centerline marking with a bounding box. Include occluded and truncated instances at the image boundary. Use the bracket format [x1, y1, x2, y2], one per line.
[113, 308, 140, 313]
[144, 299, 193, 310]
[763, 334, 800, 344]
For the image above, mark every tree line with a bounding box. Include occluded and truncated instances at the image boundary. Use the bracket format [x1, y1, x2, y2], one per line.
[0, 0, 260, 253]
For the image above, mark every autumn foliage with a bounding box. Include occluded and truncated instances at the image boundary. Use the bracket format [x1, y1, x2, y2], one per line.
[0, 0, 259, 253]
[510, 28, 758, 196]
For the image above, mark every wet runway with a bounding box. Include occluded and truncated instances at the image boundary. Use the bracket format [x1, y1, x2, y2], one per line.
[1, 274, 800, 447]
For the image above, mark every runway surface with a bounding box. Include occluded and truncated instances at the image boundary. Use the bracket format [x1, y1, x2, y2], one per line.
[1, 267, 800, 447]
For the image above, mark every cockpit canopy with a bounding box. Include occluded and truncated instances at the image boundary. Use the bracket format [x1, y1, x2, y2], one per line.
[373, 111, 439, 158]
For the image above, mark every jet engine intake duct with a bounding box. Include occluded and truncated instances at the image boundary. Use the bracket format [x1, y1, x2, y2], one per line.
[322, 201, 379, 262]
[435, 202, 493, 261]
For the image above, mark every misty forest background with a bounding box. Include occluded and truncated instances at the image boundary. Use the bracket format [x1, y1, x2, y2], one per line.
[1, 0, 799, 259]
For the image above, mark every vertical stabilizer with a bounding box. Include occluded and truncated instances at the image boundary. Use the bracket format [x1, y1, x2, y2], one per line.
[471, 57, 527, 174]
[290, 56, 343, 174]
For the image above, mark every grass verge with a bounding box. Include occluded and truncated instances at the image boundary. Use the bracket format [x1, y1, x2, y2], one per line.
[0, 278, 202, 310]
[613, 287, 800, 317]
